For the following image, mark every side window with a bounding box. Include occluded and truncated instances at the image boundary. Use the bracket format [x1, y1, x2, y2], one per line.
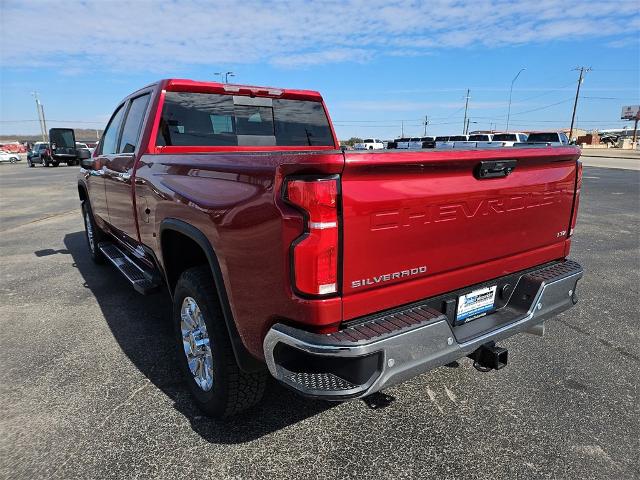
[118, 94, 151, 153]
[560, 133, 569, 144]
[100, 105, 125, 155]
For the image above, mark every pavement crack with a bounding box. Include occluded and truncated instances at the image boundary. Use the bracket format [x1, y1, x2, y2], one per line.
[0, 209, 77, 234]
[49, 381, 152, 477]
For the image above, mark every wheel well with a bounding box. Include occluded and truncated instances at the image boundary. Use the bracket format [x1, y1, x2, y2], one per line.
[78, 184, 87, 202]
[161, 230, 209, 292]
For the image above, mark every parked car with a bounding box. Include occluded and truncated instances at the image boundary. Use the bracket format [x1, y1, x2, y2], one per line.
[436, 135, 467, 148]
[406, 136, 436, 149]
[76, 142, 95, 156]
[26, 142, 50, 167]
[454, 134, 493, 149]
[522, 132, 570, 146]
[391, 137, 411, 149]
[0, 150, 21, 163]
[78, 78, 584, 417]
[354, 138, 384, 150]
[484, 132, 528, 147]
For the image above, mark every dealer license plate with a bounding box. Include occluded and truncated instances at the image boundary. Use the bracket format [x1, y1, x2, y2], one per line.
[456, 285, 497, 323]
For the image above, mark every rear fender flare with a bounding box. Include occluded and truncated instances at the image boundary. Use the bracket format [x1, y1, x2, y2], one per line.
[159, 218, 264, 372]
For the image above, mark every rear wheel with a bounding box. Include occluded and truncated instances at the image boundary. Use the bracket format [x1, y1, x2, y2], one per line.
[52, 161, 59, 167]
[173, 266, 266, 417]
[28, 159, 34, 167]
[81, 201, 105, 264]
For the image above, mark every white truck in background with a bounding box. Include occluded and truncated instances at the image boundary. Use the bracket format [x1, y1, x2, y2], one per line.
[354, 138, 384, 150]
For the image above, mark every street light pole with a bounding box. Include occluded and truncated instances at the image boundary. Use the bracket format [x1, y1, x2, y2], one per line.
[214, 71, 235, 83]
[506, 68, 525, 132]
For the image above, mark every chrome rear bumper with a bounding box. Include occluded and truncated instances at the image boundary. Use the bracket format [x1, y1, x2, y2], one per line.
[264, 260, 583, 399]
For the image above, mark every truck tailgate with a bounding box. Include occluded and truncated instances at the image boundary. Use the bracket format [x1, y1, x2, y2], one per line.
[341, 147, 580, 320]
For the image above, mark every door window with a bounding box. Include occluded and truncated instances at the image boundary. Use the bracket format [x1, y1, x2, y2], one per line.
[100, 105, 126, 155]
[119, 94, 151, 153]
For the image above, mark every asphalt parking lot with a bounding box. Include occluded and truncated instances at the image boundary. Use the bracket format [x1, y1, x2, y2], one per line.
[1, 158, 638, 480]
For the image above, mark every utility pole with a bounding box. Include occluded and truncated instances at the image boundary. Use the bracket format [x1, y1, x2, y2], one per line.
[40, 102, 48, 140]
[423, 115, 429, 136]
[462, 89, 471, 134]
[465, 118, 470, 136]
[569, 66, 591, 142]
[401, 120, 404, 137]
[31, 92, 46, 141]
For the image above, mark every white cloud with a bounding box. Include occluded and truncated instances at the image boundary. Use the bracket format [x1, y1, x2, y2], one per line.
[1, 0, 638, 71]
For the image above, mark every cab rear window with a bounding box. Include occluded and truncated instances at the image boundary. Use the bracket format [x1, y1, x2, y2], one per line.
[157, 92, 334, 147]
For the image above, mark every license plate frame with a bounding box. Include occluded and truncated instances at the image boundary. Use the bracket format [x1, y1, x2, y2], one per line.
[456, 285, 497, 324]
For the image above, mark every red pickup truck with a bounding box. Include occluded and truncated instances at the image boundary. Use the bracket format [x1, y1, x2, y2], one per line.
[77, 79, 583, 417]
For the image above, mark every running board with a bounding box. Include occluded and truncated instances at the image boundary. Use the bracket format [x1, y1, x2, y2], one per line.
[98, 242, 161, 295]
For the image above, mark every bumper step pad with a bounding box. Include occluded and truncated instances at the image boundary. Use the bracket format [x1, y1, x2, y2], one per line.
[328, 305, 446, 344]
[99, 242, 161, 295]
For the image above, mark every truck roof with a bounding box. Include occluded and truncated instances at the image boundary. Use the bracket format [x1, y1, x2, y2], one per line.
[155, 78, 324, 102]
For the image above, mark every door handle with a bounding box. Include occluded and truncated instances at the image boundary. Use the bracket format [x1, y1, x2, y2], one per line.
[475, 160, 517, 179]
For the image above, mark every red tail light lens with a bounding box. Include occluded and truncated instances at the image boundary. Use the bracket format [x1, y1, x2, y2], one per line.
[285, 177, 339, 296]
[569, 160, 582, 236]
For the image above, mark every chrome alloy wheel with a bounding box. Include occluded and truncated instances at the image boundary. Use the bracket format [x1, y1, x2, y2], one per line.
[85, 209, 95, 253]
[180, 297, 214, 391]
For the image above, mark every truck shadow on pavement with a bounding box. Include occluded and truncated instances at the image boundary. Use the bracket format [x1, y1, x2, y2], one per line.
[64, 231, 333, 443]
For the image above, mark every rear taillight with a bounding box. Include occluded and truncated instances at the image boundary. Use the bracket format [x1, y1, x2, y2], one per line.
[285, 177, 340, 296]
[569, 160, 583, 236]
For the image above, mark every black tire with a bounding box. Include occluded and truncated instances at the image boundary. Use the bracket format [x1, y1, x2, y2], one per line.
[81, 201, 105, 264]
[43, 159, 49, 167]
[52, 161, 59, 167]
[173, 266, 266, 417]
[28, 160, 34, 168]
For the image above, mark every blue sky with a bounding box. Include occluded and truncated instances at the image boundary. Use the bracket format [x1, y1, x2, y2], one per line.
[1, 0, 638, 139]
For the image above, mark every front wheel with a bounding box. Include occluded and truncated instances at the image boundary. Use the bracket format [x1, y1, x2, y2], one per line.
[173, 266, 267, 417]
[28, 160, 34, 167]
[52, 161, 59, 167]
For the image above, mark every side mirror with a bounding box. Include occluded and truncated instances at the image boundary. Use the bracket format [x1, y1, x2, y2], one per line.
[77, 149, 92, 160]
[81, 157, 103, 170]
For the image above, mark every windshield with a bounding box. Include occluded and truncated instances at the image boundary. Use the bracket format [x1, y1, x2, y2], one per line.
[493, 134, 517, 141]
[397, 138, 410, 142]
[435, 136, 449, 141]
[363, 139, 374, 143]
[527, 133, 559, 143]
[450, 136, 467, 141]
[468, 135, 490, 141]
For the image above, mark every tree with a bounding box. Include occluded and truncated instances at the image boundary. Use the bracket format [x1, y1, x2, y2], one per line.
[341, 137, 363, 147]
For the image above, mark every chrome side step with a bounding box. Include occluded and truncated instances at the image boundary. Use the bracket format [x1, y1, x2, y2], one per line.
[98, 242, 161, 295]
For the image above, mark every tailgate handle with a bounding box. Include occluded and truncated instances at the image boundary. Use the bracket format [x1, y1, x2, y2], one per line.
[475, 160, 517, 179]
